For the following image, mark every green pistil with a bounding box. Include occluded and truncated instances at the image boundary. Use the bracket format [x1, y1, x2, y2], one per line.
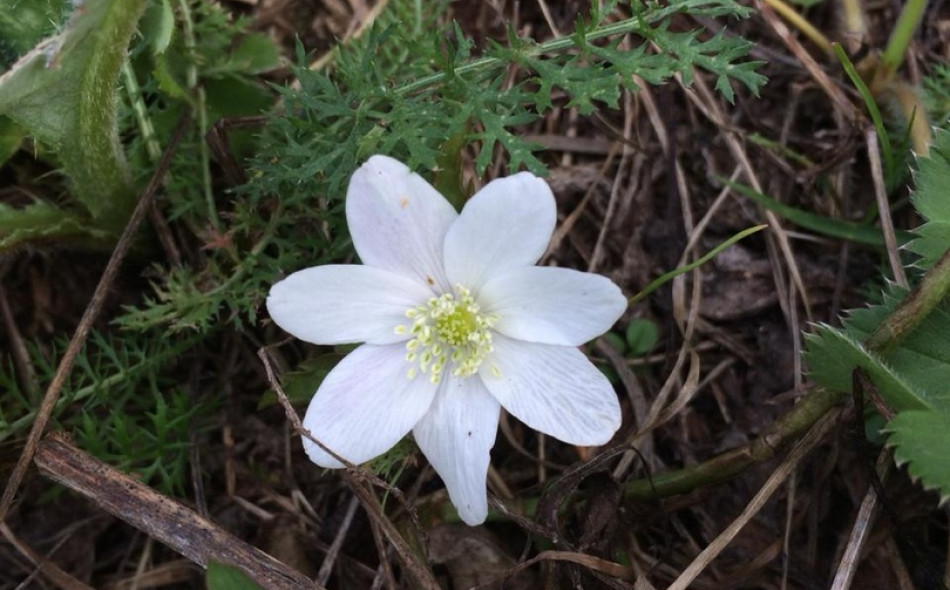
[396, 285, 497, 383]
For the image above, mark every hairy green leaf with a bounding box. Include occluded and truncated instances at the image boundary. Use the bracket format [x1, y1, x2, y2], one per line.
[0, 0, 147, 231]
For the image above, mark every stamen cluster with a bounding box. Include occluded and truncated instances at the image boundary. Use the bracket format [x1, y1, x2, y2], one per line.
[395, 285, 496, 382]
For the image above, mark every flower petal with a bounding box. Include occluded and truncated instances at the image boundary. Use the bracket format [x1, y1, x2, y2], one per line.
[346, 155, 458, 292]
[443, 173, 556, 290]
[479, 266, 626, 346]
[413, 376, 500, 525]
[267, 265, 433, 345]
[302, 344, 438, 467]
[480, 335, 621, 445]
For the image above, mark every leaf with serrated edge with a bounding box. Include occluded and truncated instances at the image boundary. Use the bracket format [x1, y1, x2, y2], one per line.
[886, 410, 950, 504]
[804, 325, 930, 412]
[909, 126, 950, 267]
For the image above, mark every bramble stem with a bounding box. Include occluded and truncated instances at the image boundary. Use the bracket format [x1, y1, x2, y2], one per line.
[867, 247, 950, 354]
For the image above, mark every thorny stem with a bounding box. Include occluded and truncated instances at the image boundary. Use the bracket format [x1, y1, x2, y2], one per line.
[867, 247, 950, 355]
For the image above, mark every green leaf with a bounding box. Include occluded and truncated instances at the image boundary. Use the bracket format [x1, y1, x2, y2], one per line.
[140, 0, 175, 56]
[203, 77, 274, 119]
[625, 319, 660, 357]
[258, 353, 346, 408]
[0, 115, 26, 167]
[804, 322, 930, 413]
[886, 410, 950, 503]
[207, 33, 282, 76]
[0, 201, 114, 255]
[205, 562, 265, 590]
[0, 0, 68, 60]
[0, 0, 147, 230]
[909, 126, 950, 267]
[725, 180, 909, 247]
[805, 120, 950, 503]
[806, 283, 950, 414]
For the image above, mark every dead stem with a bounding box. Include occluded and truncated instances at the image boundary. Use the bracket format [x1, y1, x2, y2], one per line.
[34, 433, 318, 590]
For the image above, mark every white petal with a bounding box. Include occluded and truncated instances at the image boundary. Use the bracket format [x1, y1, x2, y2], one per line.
[480, 335, 621, 446]
[443, 173, 556, 290]
[479, 266, 626, 346]
[413, 376, 500, 525]
[302, 344, 438, 467]
[267, 265, 432, 345]
[346, 155, 458, 292]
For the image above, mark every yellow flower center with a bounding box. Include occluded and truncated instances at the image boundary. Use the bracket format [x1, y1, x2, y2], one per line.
[395, 285, 497, 383]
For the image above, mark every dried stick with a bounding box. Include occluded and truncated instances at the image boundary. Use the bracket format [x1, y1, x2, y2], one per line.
[315, 495, 360, 586]
[0, 112, 193, 523]
[666, 408, 840, 590]
[829, 448, 895, 590]
[866, 129, 908, 288]
[34, 433, 319, 590]
[0, 522, 95, 590]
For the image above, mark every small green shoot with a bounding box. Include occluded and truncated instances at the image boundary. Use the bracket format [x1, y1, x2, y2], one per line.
[205, 562, 265, 590]
[625, 319, 660, 358]
[629, 224, 768, 306]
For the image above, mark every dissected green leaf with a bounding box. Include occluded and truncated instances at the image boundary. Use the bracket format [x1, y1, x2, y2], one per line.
[886, 410, 950, 503]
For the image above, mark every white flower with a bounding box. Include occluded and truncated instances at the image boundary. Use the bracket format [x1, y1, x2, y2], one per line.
[267, 155, 626, 525]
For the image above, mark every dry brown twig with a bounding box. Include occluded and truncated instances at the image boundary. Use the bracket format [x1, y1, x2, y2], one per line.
[34, 433, 319, 590]
[0, 522, 95, 590]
